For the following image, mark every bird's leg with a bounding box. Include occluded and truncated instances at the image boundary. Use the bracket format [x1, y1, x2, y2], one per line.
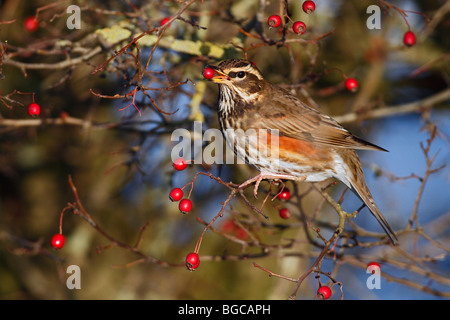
[239, 172, 302, 198]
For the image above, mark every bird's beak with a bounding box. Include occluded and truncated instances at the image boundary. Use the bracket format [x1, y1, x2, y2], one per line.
[205, 65, 230, 83]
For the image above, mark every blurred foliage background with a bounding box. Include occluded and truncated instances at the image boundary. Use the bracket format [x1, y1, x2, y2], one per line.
[0, 0, 449, 299]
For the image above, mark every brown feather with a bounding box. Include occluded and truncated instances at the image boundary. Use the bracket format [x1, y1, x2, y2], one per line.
[339, 150, 398, 244]
[253, 84, 388, 152]
[211, 59, 397, 244]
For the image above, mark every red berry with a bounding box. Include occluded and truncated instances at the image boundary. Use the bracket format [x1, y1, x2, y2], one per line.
[345, 78, 358, 92]
[203, 67, 215, 79]
[60, 111, 69, 121]
[267, 15, 282, 28]
[277, 187, 291, 201]
[24, 17, 38, 32]
[317, 286, 332, 299]
[186, 252, 200, 270]
[302, 1, 316, 14]
[51, 234, 65, 249]
[221, 219, 236, 233]
[160, 17, 171, 26]
[27, 103, 40, 117]
[179, 199, 192, 214]
[279, 208, 291, 219]
[173, 157, 188, 171]
[367, 261, 381, 273]
[368, 261, 381, 268]
[169, 188, 183, 202]
[293, 21, 306, 35]
[403, 31, 416, 47]
[236, 227, 249, 240]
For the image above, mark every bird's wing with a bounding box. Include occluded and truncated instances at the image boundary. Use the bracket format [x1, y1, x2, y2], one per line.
[253, 87, 387, 152]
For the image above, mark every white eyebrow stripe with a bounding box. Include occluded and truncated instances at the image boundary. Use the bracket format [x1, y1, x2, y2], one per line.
[227, 66, 262, 80]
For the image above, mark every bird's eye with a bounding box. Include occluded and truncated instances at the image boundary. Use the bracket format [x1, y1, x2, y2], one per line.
[228, 71, 246, 79]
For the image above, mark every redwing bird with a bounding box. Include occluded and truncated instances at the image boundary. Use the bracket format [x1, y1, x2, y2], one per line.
[206, 59, 398, 245]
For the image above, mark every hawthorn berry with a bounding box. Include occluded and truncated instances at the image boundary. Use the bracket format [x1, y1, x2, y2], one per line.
[203, 67, 215, 79]
[236, 227, 249, 240]
[24, 17, 39, 32]
[60, 111, 69, 121]
[345, 78, 358, 92]
[27, 103, 41, 117]
[179, 199, 192, 214]
[169, 188, 183, 202]
[293, 21, 306, 35]
[302, 1, 316, 14]
[367, 261, 381, 274]
[267, 15, 282, 28]
[221, 219, 236, 233]
[186, 252, 200, 270]
[279, 208, 291, 219]
[403, 31, 416, 47]
[317, 286, 332, 299]
[160, 17, 171, 26]
[50, 233, 65, 249]
[173, 157, 188, 171]
[277, 187, 291, 201]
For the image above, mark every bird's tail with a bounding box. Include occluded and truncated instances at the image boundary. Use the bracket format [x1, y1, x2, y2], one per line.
[350, 178, 398, 245]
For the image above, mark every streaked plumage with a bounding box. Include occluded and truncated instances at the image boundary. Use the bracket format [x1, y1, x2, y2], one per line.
[207, 59, 398, 245]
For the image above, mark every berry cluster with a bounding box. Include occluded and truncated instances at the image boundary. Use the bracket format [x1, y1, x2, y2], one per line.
[277, 187, 292, 219]
[170, 158, 200, 270]
[267, 1, 316, 35]
[220, 219, 249, 240]
[170, 158, 192, 214]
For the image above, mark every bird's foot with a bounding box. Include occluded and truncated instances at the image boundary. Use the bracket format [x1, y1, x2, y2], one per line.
[239, 172, 301, 198]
